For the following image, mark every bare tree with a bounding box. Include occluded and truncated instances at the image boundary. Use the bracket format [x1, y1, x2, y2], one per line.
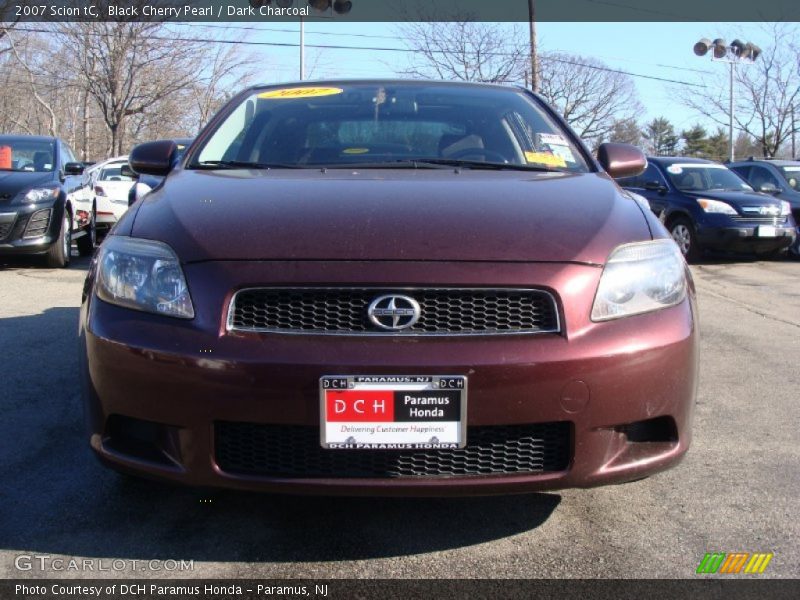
[538, 52, 642, 146]
[399, 21, 526, 84]
[682, 24, 800, 157]
[58, 21, 202, 155]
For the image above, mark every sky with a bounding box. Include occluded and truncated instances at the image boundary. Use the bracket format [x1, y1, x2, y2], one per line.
[188, 20, 776, 135]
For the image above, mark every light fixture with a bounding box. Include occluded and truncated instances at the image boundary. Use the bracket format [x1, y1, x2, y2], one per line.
[276, 0, 294, 8]
[333, 0, 352, 12]
[693, 38, 711, 57]
[712, 38, 727, 59]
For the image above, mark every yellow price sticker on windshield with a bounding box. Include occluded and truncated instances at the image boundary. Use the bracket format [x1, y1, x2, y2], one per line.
[259, 87, 343, 99]
[342, 148, 370, 154]
[525, 151, 566, 168]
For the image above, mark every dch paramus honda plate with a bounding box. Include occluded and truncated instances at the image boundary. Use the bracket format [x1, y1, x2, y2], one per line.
[79, 80, 698, 496]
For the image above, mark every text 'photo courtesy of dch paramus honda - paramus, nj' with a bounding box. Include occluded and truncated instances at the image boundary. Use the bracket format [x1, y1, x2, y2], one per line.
[78, 81, 698, 495]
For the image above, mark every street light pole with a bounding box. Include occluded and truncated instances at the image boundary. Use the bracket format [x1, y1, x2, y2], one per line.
[693, 38, 760, 162]
[527, 0, 539, 93]
[300, 17, 305, 80]
[729, 61, 734, 162]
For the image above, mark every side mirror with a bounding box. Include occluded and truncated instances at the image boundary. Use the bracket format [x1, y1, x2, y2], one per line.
[759, 182, 780, 194]
[597, 143, 647, 179]
[64, 162, 85, 176]
[119, 163, 136, 179]
[129, 140, 178, 176]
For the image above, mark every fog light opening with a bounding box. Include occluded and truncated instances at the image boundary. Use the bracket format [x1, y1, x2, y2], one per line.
[616, 416, 678, 443]
[103, 415, 182, 468]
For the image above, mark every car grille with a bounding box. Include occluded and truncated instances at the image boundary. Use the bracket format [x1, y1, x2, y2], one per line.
[214, 422, 571, 479]
[227, 288, 560, 335]
[23, 209, 51, 238]
[731, 215, 787, 225]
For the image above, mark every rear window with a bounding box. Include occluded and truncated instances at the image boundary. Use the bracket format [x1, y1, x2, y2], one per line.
[99, 164, 134, 182]
[191, 83, 590, 172]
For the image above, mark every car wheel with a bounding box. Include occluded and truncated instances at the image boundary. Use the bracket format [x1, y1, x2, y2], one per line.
[45, 212, 71, 268]
[76, 208, 96, 257]
[669, 217, 700, 263]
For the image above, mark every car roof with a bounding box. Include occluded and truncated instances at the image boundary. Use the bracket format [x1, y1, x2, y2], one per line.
[246, 79, 525, 93]
[729, 158, 800, 167]
[0, 134, 57, 143]
[647, 156, 717, 165]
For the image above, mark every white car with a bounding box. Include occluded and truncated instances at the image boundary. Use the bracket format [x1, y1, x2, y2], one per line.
[69, 156, 134, 251]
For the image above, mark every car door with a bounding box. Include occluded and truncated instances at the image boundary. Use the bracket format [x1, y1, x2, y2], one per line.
[633, 163, 670, 218]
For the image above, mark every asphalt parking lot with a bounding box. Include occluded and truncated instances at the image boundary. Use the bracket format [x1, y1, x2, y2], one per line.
[1, 251, 798, 579]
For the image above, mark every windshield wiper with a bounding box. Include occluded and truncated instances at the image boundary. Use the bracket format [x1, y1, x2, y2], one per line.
[322, 159, 565, 172]
[191, 160, 304, 170]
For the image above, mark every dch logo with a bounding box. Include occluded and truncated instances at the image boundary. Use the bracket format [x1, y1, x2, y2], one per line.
[326, 391, 395, 422]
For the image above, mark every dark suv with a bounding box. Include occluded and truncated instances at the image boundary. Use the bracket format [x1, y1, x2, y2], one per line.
[617, 157, 796, 261]
[0, 134, 85, 267]
[728, 157, 800, 256]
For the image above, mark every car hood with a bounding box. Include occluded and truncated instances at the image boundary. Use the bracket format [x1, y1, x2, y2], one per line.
[0, 171, 54, 204]
[682, 189, 783, 212]
[129, 169, 652, 264]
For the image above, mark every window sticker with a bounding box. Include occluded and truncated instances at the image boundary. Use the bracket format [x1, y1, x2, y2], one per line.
[0, 146, 11, 169]
[525, 151, 567, 168]
[258, 87, 343, 99]
[549, 145, 576, 164]
[783, 166, 800, 172]
[538, 133, 569, 146]
[667, 165, 683, 175]
[342, 148, 370, 154]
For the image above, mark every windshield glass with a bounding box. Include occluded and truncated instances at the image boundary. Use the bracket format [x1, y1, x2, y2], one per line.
[664, 163, 752, 192]
[99, 164, 134, 182]
[779, 165, 800, 191]
[191, 83, 590, 172]
[0, 138, 56, 172]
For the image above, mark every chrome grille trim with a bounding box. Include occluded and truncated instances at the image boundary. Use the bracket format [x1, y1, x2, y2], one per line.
[226, 287, 561, 336]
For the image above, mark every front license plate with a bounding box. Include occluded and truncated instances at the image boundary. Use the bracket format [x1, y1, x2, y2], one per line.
[757, 225, 777, 237]
[320, 375, 467, 449]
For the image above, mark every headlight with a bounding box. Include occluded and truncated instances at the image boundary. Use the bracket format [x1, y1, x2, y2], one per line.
[96, 237, 194, 319]
[18, 187, 59, 203]
[781, 200, 791, 216]
[696, 198, 737, 215]
[591, 239, 687, 321]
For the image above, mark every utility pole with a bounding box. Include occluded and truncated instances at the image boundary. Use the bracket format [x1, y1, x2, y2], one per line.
[300, 17, 305, 80]
[792, 105, 796, 158]
[528, 0, 539, 93]
[729, 61, 734, 162]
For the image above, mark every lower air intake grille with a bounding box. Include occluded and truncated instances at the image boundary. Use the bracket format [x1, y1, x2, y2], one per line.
[0, 221, 13, 241]
[23, 209, 51, 238]
[228, 288, 560, 335]
[214, 422, 571, 478]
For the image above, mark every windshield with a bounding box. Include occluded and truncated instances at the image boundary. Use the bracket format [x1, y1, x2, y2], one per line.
[99, 164, 134, 182]
[664, 163, 752, 192]
[190, 83, 590, 172]
[779, 165, 800, 191]
[0, 138, 56, 172]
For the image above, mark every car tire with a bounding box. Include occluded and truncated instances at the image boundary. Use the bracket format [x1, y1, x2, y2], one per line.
[45, 211, 71, 268]
[669, 217, 701, 263]
[76, 208, 96, 257]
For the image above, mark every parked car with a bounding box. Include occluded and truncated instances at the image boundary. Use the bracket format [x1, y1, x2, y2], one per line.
[80, 81, 698, 495]
[0, 134, 86, 267]
[728, 157, 800, 257]
[124, 138, 192, 206]
[617, 157, 796, 261]
[70, 155, 136, 250]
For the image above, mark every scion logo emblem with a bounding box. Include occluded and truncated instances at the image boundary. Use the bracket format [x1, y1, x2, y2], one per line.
[367, 295, 421, 331]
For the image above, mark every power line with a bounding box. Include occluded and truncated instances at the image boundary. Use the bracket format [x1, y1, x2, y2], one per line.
[195, 22, 714, 75]
[10, 25, 707, 89]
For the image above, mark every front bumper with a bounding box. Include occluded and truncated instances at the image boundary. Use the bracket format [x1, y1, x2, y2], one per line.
[0, 201, 63, 255]
[80, 260, 698, 496]
[695, 220, 796, 254]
